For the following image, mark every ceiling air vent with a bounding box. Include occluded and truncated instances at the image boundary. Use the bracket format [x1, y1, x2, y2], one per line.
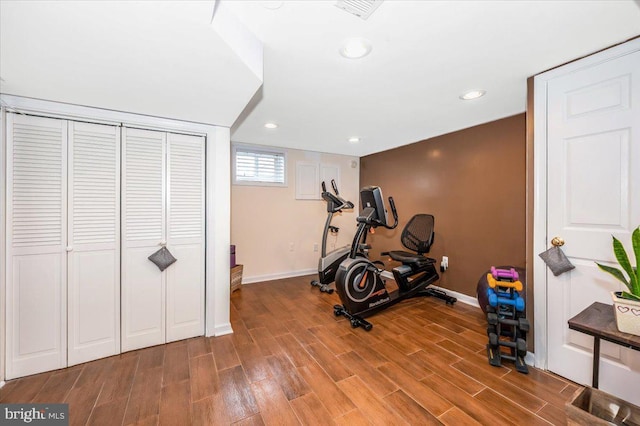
[335, 0, 384, 20]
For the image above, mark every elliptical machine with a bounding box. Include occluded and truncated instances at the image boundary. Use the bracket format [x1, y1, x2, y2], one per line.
[310, 180, 356, 294]
[334, 186, 454, 331]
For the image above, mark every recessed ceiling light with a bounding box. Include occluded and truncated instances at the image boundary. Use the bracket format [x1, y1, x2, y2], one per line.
[348, 137, 360, 143]
[339, 38, 372, 59]
[459, 90, 486, 100]
[264, 122, 278, 129]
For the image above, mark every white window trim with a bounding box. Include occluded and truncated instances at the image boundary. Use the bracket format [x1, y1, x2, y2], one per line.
[232, 143, 288, 187]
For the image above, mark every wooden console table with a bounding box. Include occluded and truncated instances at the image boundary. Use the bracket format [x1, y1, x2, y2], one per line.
[568, 302, 640, 388]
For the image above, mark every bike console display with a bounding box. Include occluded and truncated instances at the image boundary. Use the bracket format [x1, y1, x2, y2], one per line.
[359, 186, 389, 226]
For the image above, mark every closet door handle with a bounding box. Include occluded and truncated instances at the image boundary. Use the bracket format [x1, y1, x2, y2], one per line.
[66, 246, 73, 252]
[159, 241, 167, 247]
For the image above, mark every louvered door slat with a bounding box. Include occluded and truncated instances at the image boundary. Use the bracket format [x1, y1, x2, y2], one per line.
[169, 135, 204, 240]
[11, 120, 64, 249]
[72, 131, 117, 244]
[166, 132, 205, 342]
[121, 127, 166, 352]
[6, 113, 67, 379]
[124, 132, 164, 242]
[68, 121, 121, 366]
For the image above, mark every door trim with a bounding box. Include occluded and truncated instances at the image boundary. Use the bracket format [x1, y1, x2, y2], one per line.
[533, 38, 640, 370]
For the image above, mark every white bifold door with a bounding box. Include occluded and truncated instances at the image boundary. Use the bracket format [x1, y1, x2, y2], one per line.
[121, 128, 205, 352]
[6, 114, 120, 379]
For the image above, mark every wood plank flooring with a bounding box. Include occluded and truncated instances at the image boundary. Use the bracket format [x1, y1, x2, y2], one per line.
[0, 275, 581, 425]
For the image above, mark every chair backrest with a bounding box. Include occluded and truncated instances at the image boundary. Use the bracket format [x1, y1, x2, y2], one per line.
[401, 214, 435, 255]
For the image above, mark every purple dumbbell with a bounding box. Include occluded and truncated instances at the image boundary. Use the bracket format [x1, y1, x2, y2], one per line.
[491, 266, 519, 282]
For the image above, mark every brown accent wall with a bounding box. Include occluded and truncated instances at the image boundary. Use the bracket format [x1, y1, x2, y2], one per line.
[525, 77, 536, 338]
[360, 114, 526, 299]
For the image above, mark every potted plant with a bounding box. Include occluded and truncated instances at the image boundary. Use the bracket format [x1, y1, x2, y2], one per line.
[596, 226, 640, 336]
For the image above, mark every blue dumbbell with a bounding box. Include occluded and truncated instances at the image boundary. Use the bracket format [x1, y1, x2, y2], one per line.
[487, 289, 525, 311]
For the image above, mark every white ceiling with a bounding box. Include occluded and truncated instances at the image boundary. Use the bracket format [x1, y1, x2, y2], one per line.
[0, 1, 262, 128]
[2, 1, 639, 157]
[227, 0, 640, 156]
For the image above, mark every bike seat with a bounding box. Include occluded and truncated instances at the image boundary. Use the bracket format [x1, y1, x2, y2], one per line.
[386, 250, 435, 267]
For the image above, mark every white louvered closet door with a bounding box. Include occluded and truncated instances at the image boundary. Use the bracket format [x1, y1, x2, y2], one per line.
[166, 133, 205, 342]
[121, 128, 166, 352]
[67, 122, 120, 365]
[6, 114, 67, 379]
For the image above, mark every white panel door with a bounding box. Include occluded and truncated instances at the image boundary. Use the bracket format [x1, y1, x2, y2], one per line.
[67, 122, 120, 365]
[6, 114, 67, 379]
[546, 49, 640, 404]
[166, 133, 205, 342]
[121, 128, 166, 352]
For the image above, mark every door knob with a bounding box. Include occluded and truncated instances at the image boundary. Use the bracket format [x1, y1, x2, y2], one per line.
[551, 237, 565, 247]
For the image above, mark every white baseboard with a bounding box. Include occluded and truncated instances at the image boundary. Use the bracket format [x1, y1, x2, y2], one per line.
[209, 323, 233, 337]
[0, 381, 4, 389]
[242, 268, 316, 285]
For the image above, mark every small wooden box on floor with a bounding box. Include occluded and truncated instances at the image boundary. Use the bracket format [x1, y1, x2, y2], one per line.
[231, 265, 243, 292]
[566, 387, 640, 425]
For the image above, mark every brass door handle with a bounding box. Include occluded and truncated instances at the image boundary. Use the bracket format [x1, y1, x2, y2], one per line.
[551, 237, 565, 247]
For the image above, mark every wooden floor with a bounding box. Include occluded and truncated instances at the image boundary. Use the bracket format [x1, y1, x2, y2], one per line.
[0, 275, 581, 425]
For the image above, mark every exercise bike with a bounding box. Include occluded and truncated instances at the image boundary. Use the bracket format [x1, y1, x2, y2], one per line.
[333, 185, 455, 331]
[310, 180, 357, 294]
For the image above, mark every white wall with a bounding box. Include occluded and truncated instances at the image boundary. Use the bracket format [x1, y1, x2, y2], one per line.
[231, 147, 360, 283]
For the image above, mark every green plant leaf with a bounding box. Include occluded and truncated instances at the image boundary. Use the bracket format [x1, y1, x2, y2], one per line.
[612, 236, 637, 295]
[621, 291, 640, 302]
[596, 263, 629, 287]
[633, 227, 640, 296]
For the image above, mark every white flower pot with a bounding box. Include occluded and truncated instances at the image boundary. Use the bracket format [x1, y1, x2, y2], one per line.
[611, 291, 640, 337]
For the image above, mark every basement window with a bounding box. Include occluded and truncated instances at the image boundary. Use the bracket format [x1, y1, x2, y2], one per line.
[233, 144, 287, 187]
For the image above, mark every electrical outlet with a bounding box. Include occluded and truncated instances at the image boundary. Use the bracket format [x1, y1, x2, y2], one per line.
[289, 242, 294, 252]
[441, 256, 449, 272]
[313, 243, 318, 252]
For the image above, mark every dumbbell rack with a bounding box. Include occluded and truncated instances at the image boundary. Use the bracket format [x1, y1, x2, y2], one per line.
[485, 267, 529, 374]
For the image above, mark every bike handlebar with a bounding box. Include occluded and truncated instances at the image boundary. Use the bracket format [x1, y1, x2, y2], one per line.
[366, 196, 398, 229]
[384, 196, 398, 229]
[387, 197, 398, 229]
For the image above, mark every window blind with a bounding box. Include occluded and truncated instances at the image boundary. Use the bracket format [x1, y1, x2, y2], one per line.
[235, 148, 286, 184]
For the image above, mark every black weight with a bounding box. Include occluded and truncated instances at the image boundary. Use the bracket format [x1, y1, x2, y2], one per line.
[489, 332, 499, 346]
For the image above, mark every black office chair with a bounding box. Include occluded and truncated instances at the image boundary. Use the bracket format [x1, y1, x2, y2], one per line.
[384, 214, 456, 305]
